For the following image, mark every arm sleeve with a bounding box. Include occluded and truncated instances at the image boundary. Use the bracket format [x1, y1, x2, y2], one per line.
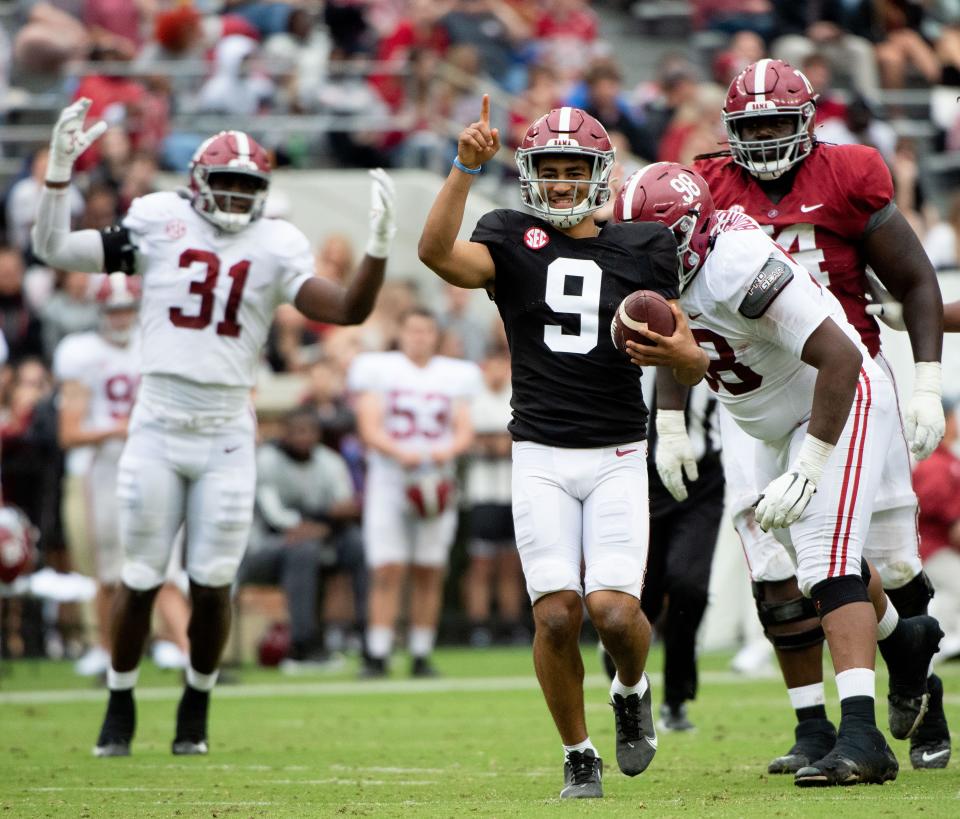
[31, 186, 106, 272]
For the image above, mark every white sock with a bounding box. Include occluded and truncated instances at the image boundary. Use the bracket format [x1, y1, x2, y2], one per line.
[107, 667, 139, 691]
[835, 667, 875, 701]
[563, 737, 597, 758]
[367, 625, 393, 659]
[611, 672, 648, 699]
[408, 626, 436, 658]
[186, 666, 219, 692]
[876, 598, 899, 640]
[787, 682, 825, 710]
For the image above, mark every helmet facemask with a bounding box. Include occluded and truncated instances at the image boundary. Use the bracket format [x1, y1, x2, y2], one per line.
[516, 147, 615, 229]
[723, 105, 815, 180]
[192, 169, 269, 233]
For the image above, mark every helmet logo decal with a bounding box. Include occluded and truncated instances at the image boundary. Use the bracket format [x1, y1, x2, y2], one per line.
[669, 173, 702, 204]
[524, 226, 550, 250]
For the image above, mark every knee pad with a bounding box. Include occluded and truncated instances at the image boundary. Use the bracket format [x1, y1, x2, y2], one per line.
[122, 559, 167, 591]
[752, 580, 824, 651]
[585, 556, 643, 599]
[525, 559, 581, 604]
[885, 570, 935, 617]
[810, 575, 870, 618]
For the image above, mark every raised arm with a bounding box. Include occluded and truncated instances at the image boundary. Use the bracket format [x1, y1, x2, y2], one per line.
[417, 95, 499, 290]
[295, 169, 394, 325]
[31, 98, 110, 272]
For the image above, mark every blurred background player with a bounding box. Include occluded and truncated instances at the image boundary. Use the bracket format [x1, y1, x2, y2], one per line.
[462, 342, 527, 648]
[350, 307, 480, 678]
[240, 406, 362, 673]
[31, 98, 395, 757]
[641, 377, 723, 732]
[418, 96, 708, 799]
[694, 58, 950, 772]
[54, 274, 189, 677]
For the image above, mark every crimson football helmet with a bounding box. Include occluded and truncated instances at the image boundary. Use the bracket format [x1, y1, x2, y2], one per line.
[614, 162, 715, 290]
[96, 274, 141, 346]
[188, 130, 271, 232]
[515, 107, 616, 229]
[0, 505, 37, 584]
[723, 58, 817, 180]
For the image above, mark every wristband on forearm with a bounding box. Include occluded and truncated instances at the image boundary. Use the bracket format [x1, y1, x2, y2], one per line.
[792, 434, 835, 485]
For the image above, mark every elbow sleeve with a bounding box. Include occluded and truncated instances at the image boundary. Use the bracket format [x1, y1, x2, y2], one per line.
[31, 185, 106, 272]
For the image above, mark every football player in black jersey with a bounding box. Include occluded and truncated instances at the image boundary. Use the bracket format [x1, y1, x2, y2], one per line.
[418, 95, 708, 799]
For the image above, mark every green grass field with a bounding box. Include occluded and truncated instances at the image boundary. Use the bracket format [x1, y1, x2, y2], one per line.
[2, 647, 959, 817]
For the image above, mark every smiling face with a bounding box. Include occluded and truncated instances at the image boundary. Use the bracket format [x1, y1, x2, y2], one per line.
[534, 155, 593, 210]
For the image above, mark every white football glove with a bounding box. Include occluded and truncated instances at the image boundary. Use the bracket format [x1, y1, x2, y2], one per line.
[905, 361, 944, 460]
[755, 434, 834, 532]
[655, 409, 698, 502]
[755, 471, 817, 532]
[46, 98, 108, 184]
[365, 167, 397, 259]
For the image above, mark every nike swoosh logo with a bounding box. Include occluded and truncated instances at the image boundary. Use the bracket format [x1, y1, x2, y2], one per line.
[800, 203, 823, 213]
[688, 312, 702, 320]
[224, 445, 241, 454]
[921, 749, 950, 762]
[615, 448, 637, 457]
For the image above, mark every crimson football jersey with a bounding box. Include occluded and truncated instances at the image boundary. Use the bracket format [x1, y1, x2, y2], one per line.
[695, 143, 893, 357]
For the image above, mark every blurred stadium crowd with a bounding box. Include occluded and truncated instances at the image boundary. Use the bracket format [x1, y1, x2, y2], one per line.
[2, 0, 960, 674]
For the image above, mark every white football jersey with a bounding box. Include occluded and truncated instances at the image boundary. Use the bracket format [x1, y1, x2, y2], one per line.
[682, 211, 867, 442]
[123, 191, 314, 390]
[348, 351, 483, 481]
[53, 330, 141, 472]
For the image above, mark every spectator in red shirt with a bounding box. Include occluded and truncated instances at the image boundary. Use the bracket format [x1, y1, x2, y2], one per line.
[913, 397, 960, 659]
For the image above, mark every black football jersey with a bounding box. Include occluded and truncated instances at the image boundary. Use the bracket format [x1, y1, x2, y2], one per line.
[471, 209, 679, 448]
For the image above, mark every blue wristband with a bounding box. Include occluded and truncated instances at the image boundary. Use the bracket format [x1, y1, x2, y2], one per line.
[453, 157, 482, 175]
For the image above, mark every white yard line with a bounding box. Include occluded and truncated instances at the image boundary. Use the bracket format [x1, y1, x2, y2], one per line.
[2, 669, 958, 707]
[0, 670, 739, 706]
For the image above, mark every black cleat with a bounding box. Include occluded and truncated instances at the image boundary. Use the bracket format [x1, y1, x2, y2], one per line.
[768, 718, 837, 774]
[887, 615, 943, 739]
[795, 725, 898, 787]
[93, 689, 135, 758]
[610, 673, 658, 776]
[359, 655, 387, 679]
[560, 749, 603, 798]
[411, 656, 440, 678]
[658, 702, 695, 733]
[172, 686, 209, 756]
[909, 673, 951, 769]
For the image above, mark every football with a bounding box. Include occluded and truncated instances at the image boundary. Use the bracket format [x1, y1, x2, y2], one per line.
[610, 290, 677, 351]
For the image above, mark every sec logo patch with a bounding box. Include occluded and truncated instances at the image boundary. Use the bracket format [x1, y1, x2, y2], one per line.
[524, 227, 549, 250]
[165, 219, 187, 240]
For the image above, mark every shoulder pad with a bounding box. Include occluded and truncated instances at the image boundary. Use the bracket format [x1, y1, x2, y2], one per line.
[738, 256, 794, 319]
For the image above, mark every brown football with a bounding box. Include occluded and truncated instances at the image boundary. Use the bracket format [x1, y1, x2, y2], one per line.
[611, 290, 676, 351]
